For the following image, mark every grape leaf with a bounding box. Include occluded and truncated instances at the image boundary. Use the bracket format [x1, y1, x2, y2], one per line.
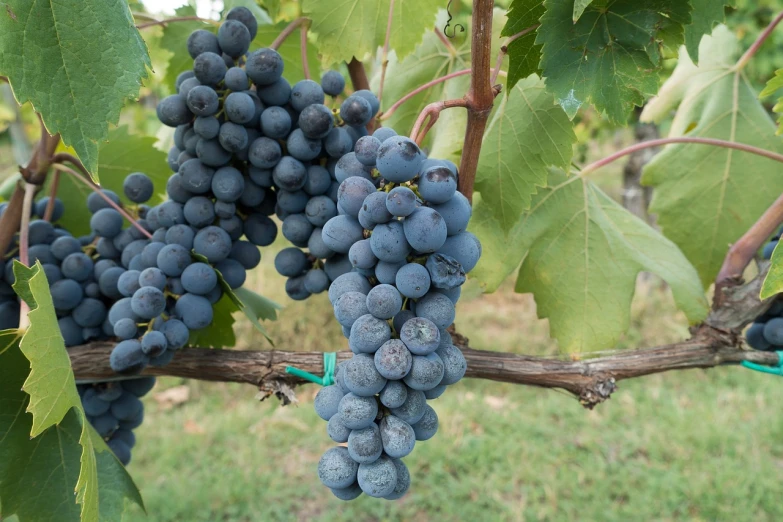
[501, 0, 544, 90]
[0, 0, 150, 177]
[261, 0, 282, 22]
[303, 0, 441, 65]
[760, 69, 783, 135]
[641, 26, 783, 287]
[42, 126, 169, 238]
[470, 170, 708, 353]
[474, 75, 576, 232]
[536, 0, 691, 122]
[761, 244, 783, 300]
[572, 0, 593, 22]
[683, 0, 735, 64]
[234, 287, 282, 322]
[187, 294, 237, 349]
[252, 22, 320, 86]
[160, 6, 216, 93]
[7, 263, 142, 520]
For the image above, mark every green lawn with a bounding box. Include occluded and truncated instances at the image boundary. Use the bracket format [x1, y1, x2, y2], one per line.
[122, 244, 783, 522]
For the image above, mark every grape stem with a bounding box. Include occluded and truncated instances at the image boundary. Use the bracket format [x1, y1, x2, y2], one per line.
[50, 163, 153, 240]
[42, 168, 61, 222]
[270, 17, 308, 51]
[409, 98, 470, 145]
[347, 58, 370, 92]
[735, 11, 783, 70]
[135, 16, 218, 30]
[299, 20, 311, 80]
[17, 182, 37, 330]
[376, 0, 396, 108]
[490, 24, 540, 84]
[434, 28, 458, 56]
[579, 137, 783, 176]
[381, 70, 472, 120]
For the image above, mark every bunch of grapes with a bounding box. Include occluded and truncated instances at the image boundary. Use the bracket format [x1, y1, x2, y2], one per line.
[311, 129, 480, 500]
[745, 231, 783, 351]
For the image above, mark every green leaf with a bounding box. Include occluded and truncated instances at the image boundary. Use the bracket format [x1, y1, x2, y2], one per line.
[252, 22, 320, 85]
[761, 243, 783, 299]
[501, 0, 544, 90]
[303, 0, 441, 65]
[222, 0, 273, 25]
[572, 0, 593, 22]
[641, 26, 783, 287]
[474, 75, 576, 232]
[261, 0, 282, 21]
[187, 294, 237, 348]
[0, 0, 151, 177]
[683, 0, 735, 64]
[160, 6, 216, 93]
[234, 287, 282, 322]
[470, 171, 708, 353]
[761, 69, 783, 135]
[42, 126, 169, 237]
[6, 263, 142, 520]
[536, 0, 691, 122]
[428, 74, 470, 164]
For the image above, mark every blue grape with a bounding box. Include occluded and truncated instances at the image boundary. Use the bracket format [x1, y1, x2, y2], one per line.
[256, 77, 291, 105]
[193, 116, 220, 140]
[361, 191, 392, 225]
[81, 388, 111, 416]
[418, 165, 457, 204]
[165, 225, 195, 250]
[383, 458, 410, 500]
[156, 201, 186, 228]
[98, 267, 125, 300]
[403, 207, 447, 253]
[282, 214, 314, 247]
[432, 191, 471, 236]
[244, 214, 277, 246]
[285, 274, 311, 300]
[161, 319, 190, 349]
[117, 270, 141, 297]
[91, 413, 119, 438]
[763, 317, 783, 345]
[166, 174, 193, 204]
[73, 298, 107, 328]
[337, 393, 378, 430]
[325, 127, 353, 158]
[322, 215, 364, 254]
[415, 292, 455, 329]
[274, 247, 308, 277]
[238, 180, 266, 207]
[318, 446, 359, 489]
[379, 415, 415, 458]
[193, 52, 227, 86]
[214, 201, 236, 219]
[218, 122, 248, 152]
[435, 343, 466, 384]
[763, 240, 777, 259]
[121, 377, 156, 397]
[131, 286, 166, 319]
[175, 293, 213, 330]
[380, 380, 408, 409]
[299, 103, 334, 140]
[120, 239, 149, 269]
[216, 259, 246, 289]
[303, 165, 332, 196]
[224, 92, 255, 124]
[328, 413, 351, 443]
[226, 5, 258, 39]
[348, 423, 383, 464]
[395, 263, 430, 299]
[34, 197, 64, 221]
[305, 196, 337, 228]
[87, 189, 121, 214]
[218, 19, 251, 58]
[376, 136, 424, 183]
[186, 85, 219, 116]
[248, 137, 282, 169]
[58, 316, 84, 346]
[193, 226, 232, 262]
[181, 262, 218, 295]
[374, 339, 413, 380]
[141, 330, 168, 357]
[114, 318, 137, 340]
[246, 48, 284, 86]
[355, 136, 380, 166]
[424, 384, 446, 400]
[746, 322, 771, 350]
[112, 391, 144, 421]
[179, 159, 214, 194]
[328, 272, 372, 304]
[411, 404, 438, 441]
[403, 352, 444, 391]
[111, 428, 136, 448]
[425, 253, 466, 290]
[333, 291, 369, 328]
[229, 241, 261, 269]
[366, 284, 402, 320]
[357, 456, 396, 498]
[375, 261, 404, 285]
[157, 95, 192, 127]
[324, 254, 353, 281]
[197, 137, 233, 167]
[187, 29, 220, 58]
[60, 252, 93, 282]
[303, 268, 329, 294]
[389, 388, 426, 425]
[373, 127, 397, 142]
[272, 156, 307, 191]
[314, 384, 345, 421]
[287, 128, 322, 161]
[277, 190, 308, 213]
[340, 95, 372, 126]
[51, 236, 81, 261]
[29, 244, 56, 265]
[348, 239, 377, 270]
[260, 106, 292, 139]
[438, 231, 481, 272]
[290, 79, 325, 111]
[400, 317, 440, 355]
[337, 177, 376, 218]
[108, 298, 139, 326]
[334, 152, 374, 184]
[321, 70, 345, 96]
[42, 263, 62, 283]
[349, 314, 391, 354]
[138, 267, 167, 290]
[370, 220, 410, 263]
[110, 340, 148, 374]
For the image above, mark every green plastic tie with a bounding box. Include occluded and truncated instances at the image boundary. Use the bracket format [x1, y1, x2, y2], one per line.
[285, 352, 336, 386]
[741, 351, 783, 376]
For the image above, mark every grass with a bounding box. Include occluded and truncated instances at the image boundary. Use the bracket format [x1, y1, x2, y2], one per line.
[122, 240, 783, 521]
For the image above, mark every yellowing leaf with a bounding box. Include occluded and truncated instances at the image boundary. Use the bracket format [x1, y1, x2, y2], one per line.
[0, 0, 150, 177]
[642, 26, 783, 286]
[470, 170, 708, 353]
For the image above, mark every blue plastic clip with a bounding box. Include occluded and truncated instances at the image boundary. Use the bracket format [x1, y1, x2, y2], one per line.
[741, 350, 783, 376]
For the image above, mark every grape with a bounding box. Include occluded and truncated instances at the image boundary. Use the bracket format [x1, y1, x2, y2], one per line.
[96, 268, 123, 300]
[28, 220, 56, 245]
[35, 197, 65, 221]
[435, 343, 466, 384]
[343, 352, 388, 395]
[131, 286, 166, 319]
[340, 95, 372, 126]
[87, 189, 121, 214]
[334, 152, 374, 183]
[111, 428, 136, 449]
[418, 165, 457, 204]
[165, 225, 196, 250]
[161, 319, 190, 349]
[260, 106, 292, 139]
[763, 317, 783, 345]
[120, 239, 150, 269]
[432, 191, 471, 236]
[337, 177, 376, 218]
[108, 298, 139, 326]
[366, 284, 402, 320]
[73, 298, 107, 328]
[411, 404, 439, 441]
[41, 263, 63, 284]
[60, 253, 93, 282]
[168, 277, 185, 295]
[112, 392, 144, 422]
[425, 253, 466, 290]
[165, 175, 192, 205]
[245, 48, 284, 86]
[763, 240, 777, 260]
[423, 384, 446, 400]
[226, 5, 258, 39]
[285, 274, 311, 300]
[244, 214, 277, 246]
[187, 29, 220, 58]
[57, 316, 83, 346]
[327, 413, 351, 443]
[299, 104, 334, 140]
[141, 243, 166, 269]
[51, 236, 81, 261]
[376, 136, 425, 182]
[415, 292, 455, 329]
[110, 340, 148, 374]
[355, 136, 380, 166]
[157, 95, 192, 127]
[91, 413, 119, 438]
[321, 70, 345, 96]
[193, 226, 232, 262]
[379, 415, 415, 458]
[174, 293, 213, 329]
[214, 201, 236, 219]
[403, 352, 444, 391]
[357, 456, 396, 498]
[122, 377, 156, 397]
[348, 239, 377, 270]
[118, 409, 144, 430]
[287, 128, 322, 161]
[318, 446, 359, 489]
[114, 318, 137, 340]
[374, 339, 413, 380]
[379, 382, 408, 411]
[116, 270, 140, 298]
[391, 263, 429, 300]
[328, 272, 372, 303]
[186, 85, 219, 117]
[304, 196, 337, 228]
[179, 262, 216, 295]
[746, 322, 770, 350]
[238, 180, 266, 207]
[28, 244, 55, 265]
[82, 388, 111, 416]
[281, 214, 313, 247]
[218, 122, 249, 152]
[337, 393, 378, 430]
[348, 423, 383, 464]
[218, 19, 251, 58]
[383, 458, 410, 500]
[361, 191, 392, 226]
[248, 137, 282, 169]
[333, 291, 370, 328]
[322, 215, 365, 253]
[398, 317, 440, 355]
[229, 241, 261, 269]
[181, 196, 214, 228]
[196, 138, 233, 167]
[193, 52, 227, 86]
[303, 268, 329, 293]
[314, 384, 345, 421]
[216, 259, 246, 289]
[156, 201, 186, 228]
[290, 79, 325, 111]
[274, 248, 309, 277]
[257, 77, 291, 106]
[277, 190, 308, 213]
[369, 221, 410, 263]
[141, 331, 168, 357]
[372, 127, 396, 143]
[403, 207, 447, 253]
[223, 92, 254, 124]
